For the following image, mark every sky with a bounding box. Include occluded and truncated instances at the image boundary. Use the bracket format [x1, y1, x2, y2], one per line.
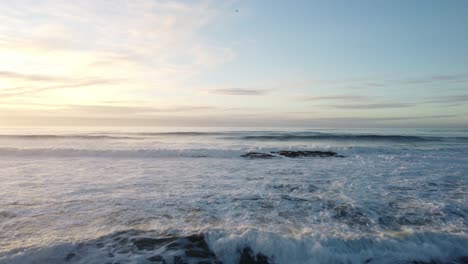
[0, 0, 467, 127]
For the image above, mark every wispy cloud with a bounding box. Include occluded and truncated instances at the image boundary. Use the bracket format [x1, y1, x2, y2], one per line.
[291, 72, 468, 91]
[0, 1, 236, 102]
[330, 103, 414, 109]
[0, 71, 73, 82]
[297, 95, 368, 101]
[424, 94, 468, 104]
[58, 104, 220, 116]
[0, 103, 223, 117]
[0, 78, 119, 98]
[209, 88, 269, 96]
[397, 73, 468, 85]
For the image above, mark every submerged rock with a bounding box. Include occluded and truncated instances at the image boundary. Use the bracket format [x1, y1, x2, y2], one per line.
[271, 150, 343, 158]
[333, 203, 372, 226]
[132, 237, 176, 250]
[240, 152, 276, 159]
[147, 255, 166, 263]
[241, 150, 344, 159]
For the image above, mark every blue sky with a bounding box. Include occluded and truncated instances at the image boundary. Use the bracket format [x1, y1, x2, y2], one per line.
[0, 0, 467, 127]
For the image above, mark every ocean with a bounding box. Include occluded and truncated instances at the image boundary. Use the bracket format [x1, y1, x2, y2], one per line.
[0, 127, 467, 264]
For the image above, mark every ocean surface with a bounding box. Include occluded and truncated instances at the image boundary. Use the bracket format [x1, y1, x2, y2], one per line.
[0, 127, 467, 264]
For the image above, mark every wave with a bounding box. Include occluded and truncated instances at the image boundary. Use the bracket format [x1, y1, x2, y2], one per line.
[0, 147, 247, 159]
[134, 132, 224, 136]
[0, 134, 138, 140]
[238, 133, 468, 143]
[1, 145, 466, 159]
[1, 131, 468, 143]
[0, 131, 468, 143]
[1, 228, 467, 264]
[0, 131, 236, 139]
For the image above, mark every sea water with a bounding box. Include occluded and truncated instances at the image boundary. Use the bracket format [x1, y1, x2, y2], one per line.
[0, 127, 467, 264]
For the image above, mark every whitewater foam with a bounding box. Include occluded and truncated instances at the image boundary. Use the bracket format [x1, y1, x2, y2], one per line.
[0, 128, 466, 263]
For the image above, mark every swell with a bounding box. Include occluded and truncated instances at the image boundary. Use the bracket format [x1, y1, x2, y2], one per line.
[0, 147, 246, 159]
[1, 145, 466, 159]
[238, 133, 468, 142]
[1, 132, 468, 143]
[0, 132, 228, 140]
[0, 134, 138, 140]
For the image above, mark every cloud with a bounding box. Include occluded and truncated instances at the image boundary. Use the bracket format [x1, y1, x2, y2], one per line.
[291, 72, 468, 91]
[298, 95, 368, 101]
[0, 0, 236, 101]
[0, 71, 73, 82]
[330, 103, 414, 109]
[209, 88, 269, 96]
[397, 73, 468, 85]
[336, 114, 458, 121]
[0, 78, 119, 98]
[424, 94, 468, 104]
[58, 104, 221, 115]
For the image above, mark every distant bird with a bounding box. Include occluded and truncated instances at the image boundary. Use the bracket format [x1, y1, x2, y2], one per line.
[235, 9, 238, 13]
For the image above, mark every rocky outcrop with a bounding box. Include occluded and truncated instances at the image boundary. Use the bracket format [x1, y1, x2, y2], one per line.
[240, 152, 276, 159]
[271, 150, 343, 158]
[241, 150, 344, 159]
[239, 247, 270, 264]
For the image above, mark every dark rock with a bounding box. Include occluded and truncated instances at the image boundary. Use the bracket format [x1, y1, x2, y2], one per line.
[166, 242, 182, 249]
[378, 215, 400, 230]
[187, 234, 205, 243]
[132, 237, 176, 250]
[174, 256, 188, 264]
[239, 247, 270, 264]
[281, 195, 309, 202]
[333, 204, 371, 226]
[148, 255, 166, 263]
[65, 253, 76, 261]
[241, 152, 276, 159]
[272, 150, 342, 158]
[271, 183, 301, 192]
[186, 249, 212, 258]
[242, 150, 344, 159]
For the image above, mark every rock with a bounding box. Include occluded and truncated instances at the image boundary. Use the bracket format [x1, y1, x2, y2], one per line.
[239, 247, 270, 264]
[65, 252, 76, 261]
[187, 234, 205, 243]
[147, 255, 166, 263]
[281, 195, 309, 202]
[186, 249, 213, 258]
[332, 204, 371, 226]
[174, 256, 187, 264]
[241, 152, 276, 159]
[132, 237, 176, 250]
[241, 150, 344, 159]
[272, 150, 342, 158]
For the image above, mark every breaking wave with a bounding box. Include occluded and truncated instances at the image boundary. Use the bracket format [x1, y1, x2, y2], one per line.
[1, 229, 467, 264]
[1, 131, 467, 143]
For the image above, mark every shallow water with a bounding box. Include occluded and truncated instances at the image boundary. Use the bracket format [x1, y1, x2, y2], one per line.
[0, 127, 467, 264]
